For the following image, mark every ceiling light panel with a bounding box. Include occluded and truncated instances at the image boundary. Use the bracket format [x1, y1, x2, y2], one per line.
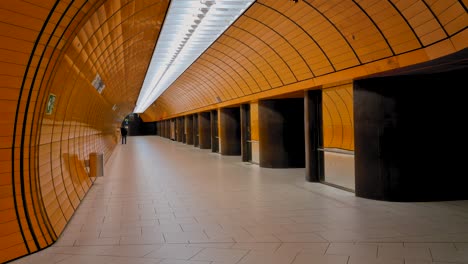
[134, 0, 255, 113]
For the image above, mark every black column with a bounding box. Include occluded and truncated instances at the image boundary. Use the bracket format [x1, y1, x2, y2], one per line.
[165, 120, 170, 138]
[170, 119, 175, 140]
[176, 117, 183, 142]
[240, 104, 251, 162]
[354, 68, 468, 201]
[182, 117, 187, 143]
[220, 107, 241, 155]
[211, 110, 219, 153]
[258, 99, 305, 168]
[174, 119, 178, 140]
[193, 114, 199, 147]
[198, 112, 211, 149]
[304, 90, 324, 182]
[186, 115, 193, 145]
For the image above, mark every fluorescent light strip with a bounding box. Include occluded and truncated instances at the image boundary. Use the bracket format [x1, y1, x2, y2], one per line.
[134, 0, 255, 113]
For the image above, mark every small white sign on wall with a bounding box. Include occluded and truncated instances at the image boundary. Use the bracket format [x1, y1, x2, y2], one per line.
[92, 73, 105, 94]
[45, 93, 56, 115]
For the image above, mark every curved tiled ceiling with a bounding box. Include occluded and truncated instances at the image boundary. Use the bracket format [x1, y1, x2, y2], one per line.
[144, 0, 467, 120]
[0, 0, 466, 262]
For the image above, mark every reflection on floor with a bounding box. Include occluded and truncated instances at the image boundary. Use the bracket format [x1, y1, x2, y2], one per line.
[12, 136, 468, 264]
[323, 151, 355, 191]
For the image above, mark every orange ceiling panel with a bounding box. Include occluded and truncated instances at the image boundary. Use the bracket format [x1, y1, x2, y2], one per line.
[150, 0, 467, 119]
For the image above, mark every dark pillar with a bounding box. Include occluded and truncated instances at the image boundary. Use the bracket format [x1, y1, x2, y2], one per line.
[211, 110, 219, 153]
[177, 117, 184, 142]
[170, 119, 173, 139]
[175, 118, 179, 141]
[165, 120, 169, 138]
[198, 112, 211, 149]
[220, 107, 241, 155]
[186, 115, 194, 145]
[304, 90, 324, 182]
[240, 104, 251, 162]
[170, 119, 175, 140]
[182, 117, 187, 143]
[193, 114, 199, 147]
[354, 68, 468, 201]
[258, 99, 305, 168]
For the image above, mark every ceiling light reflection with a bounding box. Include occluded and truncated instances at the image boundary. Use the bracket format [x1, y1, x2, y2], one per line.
[134, 0, 255, 113]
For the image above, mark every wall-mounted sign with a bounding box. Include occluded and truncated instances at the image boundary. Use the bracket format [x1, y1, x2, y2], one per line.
[91, 73, 105, 94]
[45, 93, 56, 115]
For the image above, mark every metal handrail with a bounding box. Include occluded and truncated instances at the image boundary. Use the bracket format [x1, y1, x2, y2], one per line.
[317, 148, 354, 155]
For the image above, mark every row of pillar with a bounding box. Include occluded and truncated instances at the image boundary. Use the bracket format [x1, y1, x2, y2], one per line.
[156, 98, 318, 178]
[156, 108, 243, 155]
[154, 66, 468, 202]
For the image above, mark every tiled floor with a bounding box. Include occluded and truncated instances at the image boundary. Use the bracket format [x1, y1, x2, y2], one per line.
[11, 136, 468, 264]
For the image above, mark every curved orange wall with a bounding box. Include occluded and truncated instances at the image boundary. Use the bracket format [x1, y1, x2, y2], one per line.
[322, 83, 354, 151]
[0, 1, 116, 262]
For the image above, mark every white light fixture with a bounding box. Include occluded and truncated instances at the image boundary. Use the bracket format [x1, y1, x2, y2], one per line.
[133, 0, 255, 113]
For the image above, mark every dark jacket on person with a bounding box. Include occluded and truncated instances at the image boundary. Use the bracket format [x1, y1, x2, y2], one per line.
[120, 127, 127, 136]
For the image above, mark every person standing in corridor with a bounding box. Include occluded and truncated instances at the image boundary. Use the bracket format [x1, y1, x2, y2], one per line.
[120, 126, 127, 144]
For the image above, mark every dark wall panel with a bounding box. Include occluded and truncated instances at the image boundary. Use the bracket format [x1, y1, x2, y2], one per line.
[220, 107, 241, 155]
[177, 117, 184, 142]
[186, 115, 194, 145]
[199, 112, 211, 149]
[259, 99, 305, 168]
[211, 110, 219, 153]
[354, 68, 468, 201]
[305, 90, 323, 182]
[166, 120, 170, 138]
[193, 114, 199, 147]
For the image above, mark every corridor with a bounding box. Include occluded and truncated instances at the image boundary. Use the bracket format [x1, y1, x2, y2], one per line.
[11, 136, 468, 264]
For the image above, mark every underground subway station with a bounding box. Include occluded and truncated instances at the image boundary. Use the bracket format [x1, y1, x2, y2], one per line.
[1, 0, 468, 263]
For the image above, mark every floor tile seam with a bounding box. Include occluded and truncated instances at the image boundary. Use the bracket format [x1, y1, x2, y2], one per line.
[233, 248, 251, 264]
[186, 246, 207, 261]
[289, 248, 305, 264]
[428, 246, 435, 262]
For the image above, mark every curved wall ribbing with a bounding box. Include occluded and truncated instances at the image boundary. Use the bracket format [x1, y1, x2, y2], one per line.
[0, 0, 169, 262]
[0, 1, 117, 262]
